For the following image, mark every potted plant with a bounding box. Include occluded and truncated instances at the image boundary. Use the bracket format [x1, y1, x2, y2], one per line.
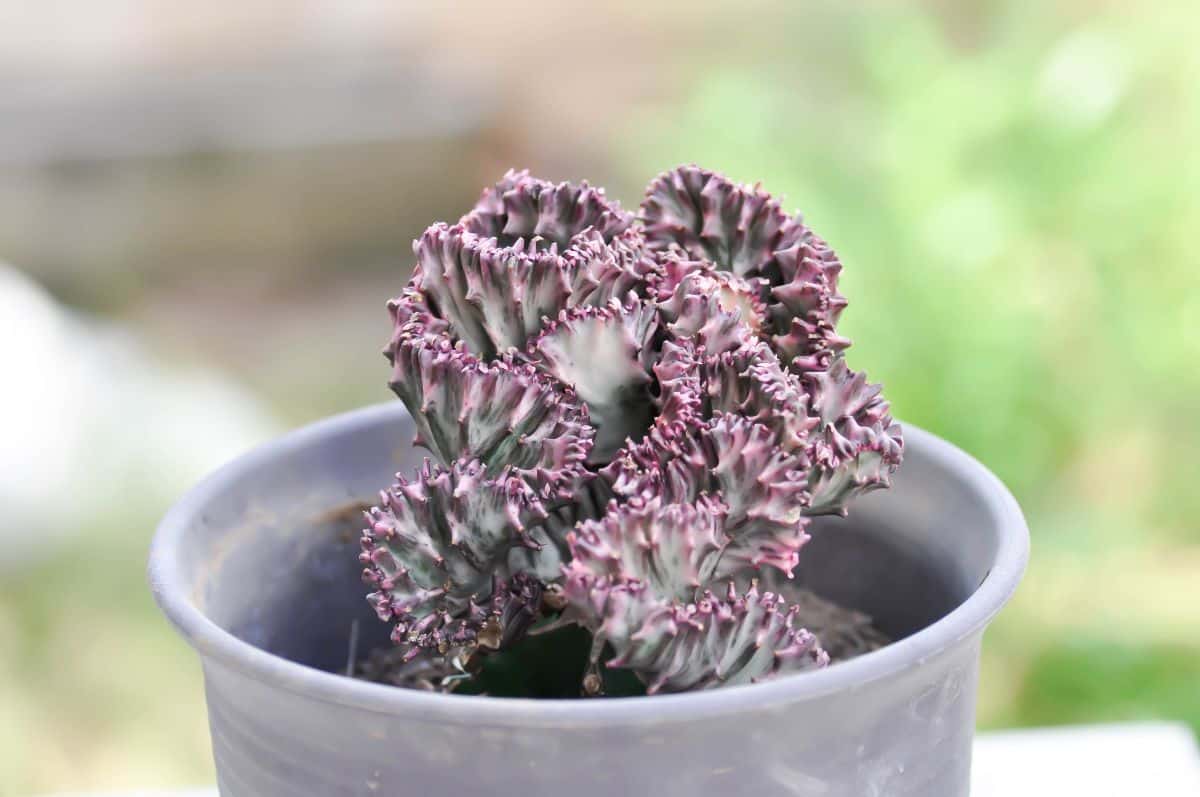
[150, 166, 1028, 796]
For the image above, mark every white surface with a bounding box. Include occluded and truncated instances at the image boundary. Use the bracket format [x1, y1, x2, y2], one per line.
[34, 723, 1200, 797]
[971, 722, 1200, 796]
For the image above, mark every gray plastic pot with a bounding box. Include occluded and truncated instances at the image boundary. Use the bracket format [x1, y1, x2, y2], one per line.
[149, 403, 1028, 797]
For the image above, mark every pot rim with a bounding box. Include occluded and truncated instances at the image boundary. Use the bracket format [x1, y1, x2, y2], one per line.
[149, 402, 1028, 727]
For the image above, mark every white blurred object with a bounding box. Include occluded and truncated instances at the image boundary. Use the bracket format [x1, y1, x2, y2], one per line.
[972, 722, 1200, 796]
[0, 264, 280, 569]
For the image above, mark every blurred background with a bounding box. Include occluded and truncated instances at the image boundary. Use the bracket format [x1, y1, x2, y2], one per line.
[1, 0, 1197, 792]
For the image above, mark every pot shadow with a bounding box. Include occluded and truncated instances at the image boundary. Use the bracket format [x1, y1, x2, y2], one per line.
[789, 514, 960, 644]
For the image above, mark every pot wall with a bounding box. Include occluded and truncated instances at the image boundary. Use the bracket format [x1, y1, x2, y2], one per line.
[150, 403, 1028, 797]
[203, 639, 981, 796]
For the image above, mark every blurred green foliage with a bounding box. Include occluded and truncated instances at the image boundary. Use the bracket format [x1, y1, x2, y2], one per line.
[1011, 639, 1200, 731]
[617, 0, 1199, 737]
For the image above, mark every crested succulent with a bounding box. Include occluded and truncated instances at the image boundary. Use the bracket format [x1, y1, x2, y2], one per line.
[360, 166, 902, 694]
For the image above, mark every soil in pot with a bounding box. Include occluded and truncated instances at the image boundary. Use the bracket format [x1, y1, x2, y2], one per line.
[231, 497, 958, 700]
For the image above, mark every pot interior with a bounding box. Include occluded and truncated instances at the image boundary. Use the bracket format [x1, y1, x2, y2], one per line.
[181, 407, 996, 680]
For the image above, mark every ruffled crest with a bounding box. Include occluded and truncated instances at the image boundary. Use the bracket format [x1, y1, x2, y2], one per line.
[369, 167, 901, 692]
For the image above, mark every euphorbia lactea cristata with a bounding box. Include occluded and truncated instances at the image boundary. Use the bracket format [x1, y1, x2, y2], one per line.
[360, 166, 902, 693]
